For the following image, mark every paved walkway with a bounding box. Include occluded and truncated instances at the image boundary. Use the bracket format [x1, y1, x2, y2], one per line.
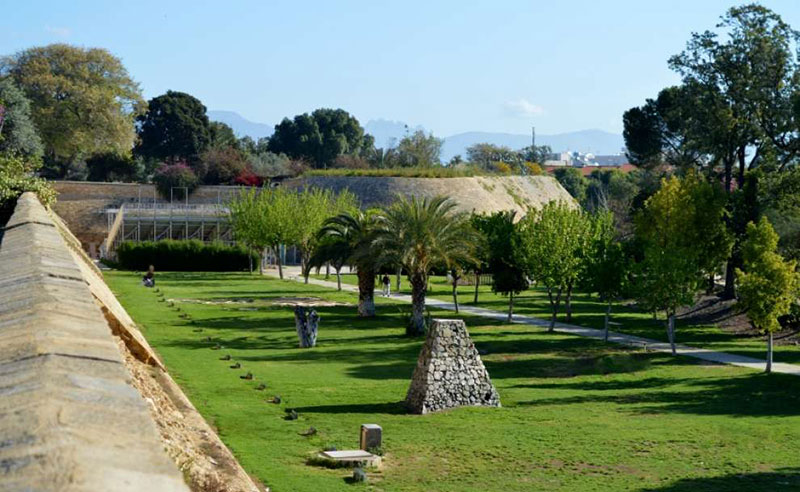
[268, 266, 800, 377]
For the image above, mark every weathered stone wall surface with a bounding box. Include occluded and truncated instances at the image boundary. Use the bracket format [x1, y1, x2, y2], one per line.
[0, 193, 189, 491]
[288, 174, 574, 215]
[51, 176, 574, 252]
[405, 319, 501, 414]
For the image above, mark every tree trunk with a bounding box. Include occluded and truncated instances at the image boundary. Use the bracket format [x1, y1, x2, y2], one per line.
[258, 248, 265, 275]
[249, 250, 254, 274]
[723, 259, 736, 299]
[273, 245, 284, 279]
[706, 273, 715, 295]
[473, 272, 480, 304]
[336, 267, 342, 291]
[548, 288, 562, 332]
[357, 269, 376, 317]
[604, 302, 611, 342]
[451, 276, 459, 314]
[395, 266, 402, 292]
[666, 313, 676, 356]
[301, 252, 311, 284]
[766, 331, 773, 374]
[507, 291, 514, 322]
[325, 263, 330, 279]
[565, 282, 573, 323]
[408, 273, 427, 336]
[737, 145, 746, 190]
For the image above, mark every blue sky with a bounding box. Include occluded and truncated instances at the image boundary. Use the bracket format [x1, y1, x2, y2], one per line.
[3, 1, 800, 136]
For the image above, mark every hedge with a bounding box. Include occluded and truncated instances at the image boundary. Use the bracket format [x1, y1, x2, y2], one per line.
[116, 240, 257, 271]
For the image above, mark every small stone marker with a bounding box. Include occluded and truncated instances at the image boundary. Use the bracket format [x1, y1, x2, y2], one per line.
[360, 424, 382, 451]
[319, 450, 381, 468]
[405, 319, 501, 414]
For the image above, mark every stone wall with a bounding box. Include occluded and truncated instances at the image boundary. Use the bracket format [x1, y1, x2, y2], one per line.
[51, 176, 575, 254]
[0, 193, 264, 491]
[0, 193, 189, 491]
[405, 319, 500, 414]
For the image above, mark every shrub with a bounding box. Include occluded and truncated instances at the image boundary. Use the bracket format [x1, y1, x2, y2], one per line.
[303, 166, 487, 178]
[0, 154, 56, 223]
[153, 161, 198, 199]
[116, 240, 257, 271]
[86, 152, 141, 182]
[200, 146, 248, 185]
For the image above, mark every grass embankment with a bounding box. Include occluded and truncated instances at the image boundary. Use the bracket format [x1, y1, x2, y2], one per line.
[313, 273, 800, 365]
[106, 271, 800, 492]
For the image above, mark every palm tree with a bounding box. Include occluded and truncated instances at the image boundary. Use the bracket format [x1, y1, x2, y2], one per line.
[316, 210, 382, 316]
[377, 196, 478, 336]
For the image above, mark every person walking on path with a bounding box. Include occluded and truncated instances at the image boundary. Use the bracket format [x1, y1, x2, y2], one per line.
[382, 274, 391, 297]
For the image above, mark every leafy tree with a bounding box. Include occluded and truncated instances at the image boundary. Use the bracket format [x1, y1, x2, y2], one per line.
[377, 196, 478, 335]
[394, 130, 443, 167]
[86, 152, 141, 182]
[294, 188, 357, 283]
[468, 214, 492, 304]
[761, 166, 800, 261]
[229, 188, 269, 273]
[633, 174, 729, 354]
[246, 151, 292, 179]
[736, 217, 800, 373]
[553, 168, 587, 203]
[317, 210, 383, 316]
[519, 144, 552, 165]
[200, 146, 248, 185]
[474, 211, 529, 321]
[229, 187, 296, 279]
[0, 78, 43, 159]
[1, 44, 144, 176]
[267, 108, 369, 168]
[517, 201, 589, 331]
[466, 143, 519, 170]
[152, 162, 198, 200]
[624, 5, 800, 297]
[135, 91, 212, 165]
[0, 155, 55, 219]
[582, 210, 628, 340]
[209, 121, 238, 149]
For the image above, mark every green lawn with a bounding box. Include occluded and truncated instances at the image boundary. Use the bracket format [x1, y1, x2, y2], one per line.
[106, 271, 800, 492]
[313, 273, 800, 365]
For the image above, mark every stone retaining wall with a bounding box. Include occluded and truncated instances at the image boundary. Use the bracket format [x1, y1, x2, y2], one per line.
[0, 193, 190, 491]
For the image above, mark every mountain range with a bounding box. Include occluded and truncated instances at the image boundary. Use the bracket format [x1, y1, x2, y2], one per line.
[208, 111, 626, 160]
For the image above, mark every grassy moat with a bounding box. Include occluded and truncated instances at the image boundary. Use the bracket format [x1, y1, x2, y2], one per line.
[106, 271, 800, 492]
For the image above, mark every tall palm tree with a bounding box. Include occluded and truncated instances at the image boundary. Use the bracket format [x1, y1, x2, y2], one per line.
[316, 210, 382, 316]
[377, 195, 478, 336]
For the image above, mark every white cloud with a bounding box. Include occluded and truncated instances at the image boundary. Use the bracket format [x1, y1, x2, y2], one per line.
[503, 98, 545, 118]
[45, 25, 71, 37]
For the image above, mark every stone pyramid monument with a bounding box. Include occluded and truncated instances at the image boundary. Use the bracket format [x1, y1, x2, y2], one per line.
[405, 319, 501, 414]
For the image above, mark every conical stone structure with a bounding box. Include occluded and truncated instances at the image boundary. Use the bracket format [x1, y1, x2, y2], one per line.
[405, 319, 501, 414]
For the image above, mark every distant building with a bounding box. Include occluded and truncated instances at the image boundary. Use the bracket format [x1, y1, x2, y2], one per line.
[542, 151, 629, 169]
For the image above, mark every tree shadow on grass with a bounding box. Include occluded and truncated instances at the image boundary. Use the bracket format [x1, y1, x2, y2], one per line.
[515, 372, 800, 417]
[638, 468, 800, 491]
[293, 400, 407, 415]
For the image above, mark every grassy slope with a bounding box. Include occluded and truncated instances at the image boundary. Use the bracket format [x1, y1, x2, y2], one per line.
[314, 273, 800, 365]
[106, 271, 800, 492]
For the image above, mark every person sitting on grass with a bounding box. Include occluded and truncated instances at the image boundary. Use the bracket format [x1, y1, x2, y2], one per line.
[142, 265, 156, 287]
